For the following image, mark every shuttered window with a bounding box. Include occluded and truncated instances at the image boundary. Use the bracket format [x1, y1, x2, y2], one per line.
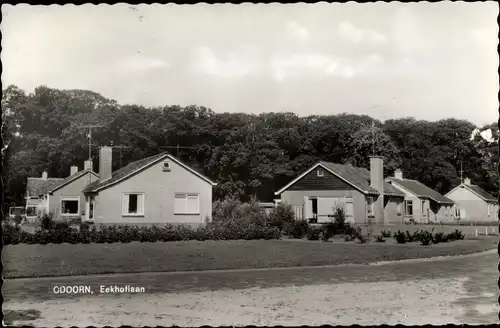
[174, 193, 200, 215]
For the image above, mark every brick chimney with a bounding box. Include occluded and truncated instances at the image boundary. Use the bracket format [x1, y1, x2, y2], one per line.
[84, 160, 93, 171]
[41, 171, 48, 180]
[464, 177, 471, 185]
[369, 156, 385, 225]
[394, 169, 403, 180]
[70, 166, 78, 176]
[99, 146, 113, 182]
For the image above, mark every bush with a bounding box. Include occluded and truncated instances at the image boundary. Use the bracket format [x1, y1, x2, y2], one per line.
[375, 235, 386, 243]
[432, 232, 447, 244]
[284, 219, 309, 239]
[447, 229, 465, 241]
[307, 225, 321, 240]
[394, 231, 407, 244]
[320, 225, 334, 242]
[420, 231, 433, 246]
[380, 230, 392, 238]
[40, 213, 55, 231]
[268, 203, 295, 233]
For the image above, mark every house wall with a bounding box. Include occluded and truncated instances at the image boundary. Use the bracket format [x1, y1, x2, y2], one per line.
[446, 187, 497, 222]
[386, 183, 424, 222]
[384, 196, 405, 224]
[50, 173, 99, 221]
[92, 159, 213, 225]
[280, 189, 367, 224]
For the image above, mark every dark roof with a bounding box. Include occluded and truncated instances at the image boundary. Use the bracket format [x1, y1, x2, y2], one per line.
[83, 152, 216, 193]
[319, 161, 405, 197]
[49, 169, 98, 193]
[26, 177, 64, 197]
[387, 178, 454, 204]
[464, 184, 497, 202]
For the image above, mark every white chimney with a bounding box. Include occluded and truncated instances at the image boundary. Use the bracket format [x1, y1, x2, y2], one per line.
[394, 169, 403, 180]
[99, 146, 113, 181]
[70, 166, 78, 176]
[464, 177, 471, 185]
[84, 160, 93, 171]
[41, 171, 48, 180]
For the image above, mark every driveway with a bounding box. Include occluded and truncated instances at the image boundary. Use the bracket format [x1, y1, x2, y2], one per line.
[3, 250, 498, 326]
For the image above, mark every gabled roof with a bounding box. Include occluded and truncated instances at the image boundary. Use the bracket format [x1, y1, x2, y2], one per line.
[83, 152, 217, 193]
[26, 177, 64, 197]
[387, 177, 455, 204]
[446, 183, 497, 203]
[49, 169, 98, 194]
[274, 161, 405, 197]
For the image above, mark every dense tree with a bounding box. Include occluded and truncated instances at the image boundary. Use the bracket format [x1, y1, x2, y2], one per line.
[2, 84, 497, 210]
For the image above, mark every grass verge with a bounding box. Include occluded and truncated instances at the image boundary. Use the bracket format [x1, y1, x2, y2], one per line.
[3, 237, 497, 279]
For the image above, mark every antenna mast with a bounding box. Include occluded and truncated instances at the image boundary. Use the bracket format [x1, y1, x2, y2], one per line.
[78, 124, 104, 183]
[371, 121, 376, 156]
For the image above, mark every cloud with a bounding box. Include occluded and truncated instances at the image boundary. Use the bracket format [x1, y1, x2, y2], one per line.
[115, 56, 169, 72]
[338, 21, 386, 45]
[286, 21, 309, 41]
[193, 46, 257, 78]
[270, 53, 382, 80]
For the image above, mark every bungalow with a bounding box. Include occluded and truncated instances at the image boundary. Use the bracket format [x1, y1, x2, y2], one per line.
[274, 156, 406, 225]
[25, 172, 64, 222]
[46, 162, 99, 221]
[25, 161, 98, 222]
[386, 169, 455, 223]
[82, 146, 217, 226]
[445, 177, 498, 223]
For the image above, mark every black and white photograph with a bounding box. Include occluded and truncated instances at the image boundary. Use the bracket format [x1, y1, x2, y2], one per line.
[1, 2, 499, 326]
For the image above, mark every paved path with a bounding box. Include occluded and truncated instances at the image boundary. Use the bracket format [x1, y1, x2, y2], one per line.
[3, 250, 499, 325]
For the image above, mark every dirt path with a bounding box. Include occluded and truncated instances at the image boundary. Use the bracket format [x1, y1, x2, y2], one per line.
[4, 251, 498, 326]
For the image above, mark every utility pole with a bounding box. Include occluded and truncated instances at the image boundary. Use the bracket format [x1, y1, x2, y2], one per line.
[77, 124, 105, 183]
[371, 120, 376, 156]
[460, 161, 464, 183]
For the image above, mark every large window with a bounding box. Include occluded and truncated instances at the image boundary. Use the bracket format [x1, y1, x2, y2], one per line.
[122, 193, 145, 216]
[404, 200, 413, 216]
[366, 197, 374, 216]
[174, 193, 200, 215]
[26, 206, 37, 218]
[61, 197, 80, 216]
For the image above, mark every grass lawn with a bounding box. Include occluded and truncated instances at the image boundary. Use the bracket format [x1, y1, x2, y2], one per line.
[3, 237, 497, 279]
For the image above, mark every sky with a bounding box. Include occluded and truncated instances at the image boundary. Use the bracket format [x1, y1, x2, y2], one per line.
[1, 2, 498, 126]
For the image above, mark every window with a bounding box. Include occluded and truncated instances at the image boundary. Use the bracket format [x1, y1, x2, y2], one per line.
[317, 168, 324, 177]
[455, 206, 460, 217]
[396, 201, 402, 216]
[61, 197, 80, 216]
[174, 193, 200, 215]
[421, 200, 426, 216]
[89, 196, 95, 220]
[122, 193, 145, 216]
[366, 196, 374, 216]
[404, 200, 413, 216]
[26, 206, 37, 217]
[162, 160, 171, 172]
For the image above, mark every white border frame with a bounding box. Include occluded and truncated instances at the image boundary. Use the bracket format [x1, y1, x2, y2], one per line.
[174, 193, 200, 215]
[122, 192, 145, 217]
[60, 196, 80, 216]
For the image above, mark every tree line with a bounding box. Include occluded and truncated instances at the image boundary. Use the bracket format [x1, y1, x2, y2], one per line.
[2, 85, 498, 210]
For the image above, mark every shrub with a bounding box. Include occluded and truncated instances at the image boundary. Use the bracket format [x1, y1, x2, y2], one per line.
[420, 231, 433, 246]
[433, 232, 446, 244]
[375, 235, 386, 243]
[320, 225, 334, 242]
[268, 203, 295, 233]
[285, 219, 309, 239]
[40, 213, 55, 231]
[307, 225, 321, 240]
[331, 204, 348, 234]
[380, 230, 392, 238]
[395, 231, 407, 244]
[447, 229, 465, 241]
